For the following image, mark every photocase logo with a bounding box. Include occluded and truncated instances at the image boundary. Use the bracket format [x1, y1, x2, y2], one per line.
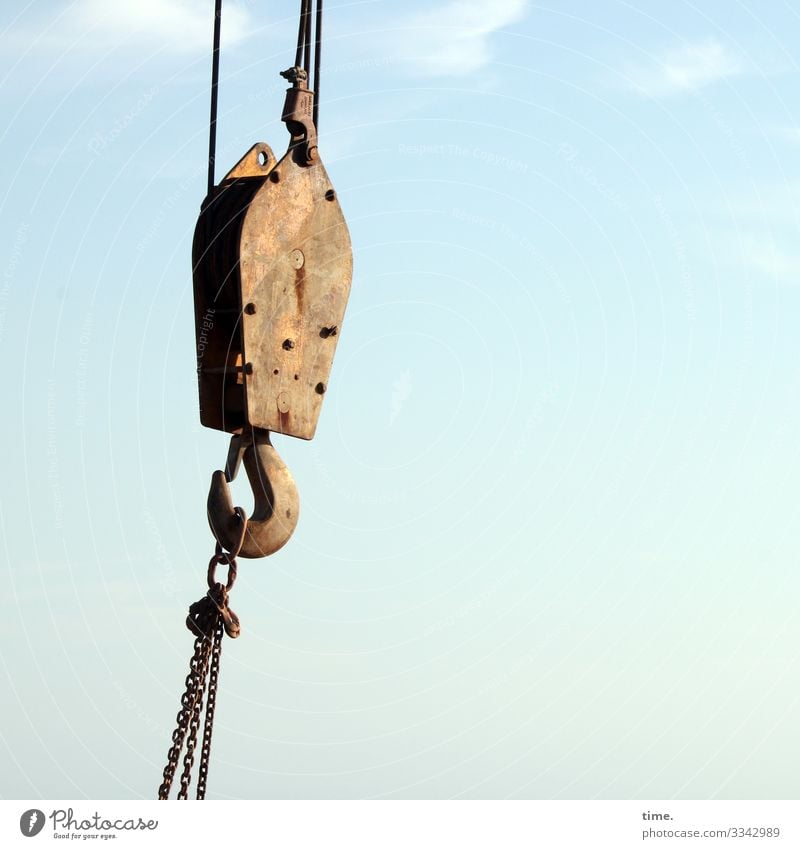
[16, 807, 159, 838]
[19, 809, 45, 837]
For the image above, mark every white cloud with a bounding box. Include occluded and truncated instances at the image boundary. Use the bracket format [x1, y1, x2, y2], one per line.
[627, 39, 741, 97]
[9, 0, 527, 72]
[771, 127, 800, 144]
[724, 184, 800, 224]
[75, 0, 250, 51]
[712, 184, 800, 284]
[740, 237, 800, 283]
[7, 0, 252, 55]
[382, 0, 530, 77]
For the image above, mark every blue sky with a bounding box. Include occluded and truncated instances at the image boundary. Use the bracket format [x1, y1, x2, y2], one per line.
[1, 0, 799, 799]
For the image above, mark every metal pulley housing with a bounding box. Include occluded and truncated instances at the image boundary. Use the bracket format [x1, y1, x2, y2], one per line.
[192, 138, 352, 439]
[192, 52, 352, 559]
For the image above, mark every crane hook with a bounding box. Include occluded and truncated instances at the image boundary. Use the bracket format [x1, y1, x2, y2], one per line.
[207, 429, 300, 559]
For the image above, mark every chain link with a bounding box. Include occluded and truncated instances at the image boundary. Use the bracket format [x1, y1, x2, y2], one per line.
[158, 632, 210, 800]
[177, 634, 213, 799]
[196, 617, 224, 800]
[158, 541, 241, 800]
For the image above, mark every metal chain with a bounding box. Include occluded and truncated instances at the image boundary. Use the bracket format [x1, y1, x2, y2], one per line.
[177, 633, 214, 799]
[158, 538, 242, 800]
[158, 631, 212, 800]
[196, 617, 224, 800]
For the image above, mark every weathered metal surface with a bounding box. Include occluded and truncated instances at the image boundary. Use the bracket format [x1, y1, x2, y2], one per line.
[239, 148, 351, 439]
[192, 145, 275, 434]
[192, 56, 352, 564]
[280, 66, 318, 164]
[192, 144, 351, 440]
[207, 430, 299, 559]
[225, 142, 277, 179]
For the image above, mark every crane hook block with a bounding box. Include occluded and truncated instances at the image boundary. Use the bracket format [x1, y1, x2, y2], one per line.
[192, 139, 352, 440]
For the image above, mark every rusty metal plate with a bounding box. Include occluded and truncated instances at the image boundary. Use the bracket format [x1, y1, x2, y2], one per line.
[238, 149, 352, 440]
[192, 144, 278, 434]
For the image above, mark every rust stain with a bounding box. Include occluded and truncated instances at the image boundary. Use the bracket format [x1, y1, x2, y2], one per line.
[294, 263, 305, 312]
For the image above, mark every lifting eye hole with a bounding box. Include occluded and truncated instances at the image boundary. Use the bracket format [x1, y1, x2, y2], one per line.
[258, 150, 269, 167]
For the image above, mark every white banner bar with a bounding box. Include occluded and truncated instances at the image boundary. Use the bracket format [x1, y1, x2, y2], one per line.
[3, 800, 798, 849]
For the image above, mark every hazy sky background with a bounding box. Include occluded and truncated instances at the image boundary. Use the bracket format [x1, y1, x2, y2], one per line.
[1, 0, 799, 799]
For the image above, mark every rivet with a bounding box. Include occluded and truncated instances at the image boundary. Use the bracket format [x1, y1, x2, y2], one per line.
[244, 302, 256, 315]
[315, 382, 326, 395]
